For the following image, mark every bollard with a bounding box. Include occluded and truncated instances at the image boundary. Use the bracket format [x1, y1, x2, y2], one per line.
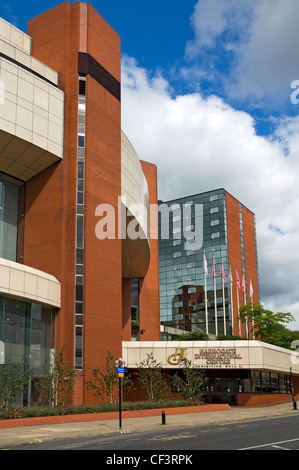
[293, 401, 297, 410]
[162, 410, 166, 425]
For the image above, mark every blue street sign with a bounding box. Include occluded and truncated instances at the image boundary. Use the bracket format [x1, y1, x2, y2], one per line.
[117, 367, 125, 373]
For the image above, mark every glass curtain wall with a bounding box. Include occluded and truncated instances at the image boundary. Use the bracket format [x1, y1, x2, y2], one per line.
[131, 278, 140, 340]
[159, 189, 230, 338]
[0, 296, 55, 406]
[0, 174, 21, 261]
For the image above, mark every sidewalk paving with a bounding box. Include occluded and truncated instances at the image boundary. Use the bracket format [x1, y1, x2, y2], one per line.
[0, 401, 297, 448]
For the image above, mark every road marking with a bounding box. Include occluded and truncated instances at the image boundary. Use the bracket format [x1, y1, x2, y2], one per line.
[239, 437, 299, 450]
[149, 433, 196, 442]
[271, 445, 291, 450]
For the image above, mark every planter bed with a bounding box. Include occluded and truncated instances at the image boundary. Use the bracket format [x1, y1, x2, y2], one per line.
[0, 403, 231, 428]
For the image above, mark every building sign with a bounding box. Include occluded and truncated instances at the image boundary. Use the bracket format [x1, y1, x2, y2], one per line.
[167, 348, 187, 365]
[167, 347, 243, 369]
[194, 348, 242, 368]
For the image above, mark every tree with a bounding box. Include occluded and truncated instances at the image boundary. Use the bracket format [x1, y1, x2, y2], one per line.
[136, 353, 170, 402]
[216, 335, 246, 341]
[0, 360, 32, 410]
[172, 357, 206, 404]
[173, 331, 209, 341]
[87, 351, 134, 403]
[238, 302, 295, 348]
[40, 347, 77, 409]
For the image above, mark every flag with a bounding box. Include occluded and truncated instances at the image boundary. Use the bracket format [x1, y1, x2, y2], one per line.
[249, 279, 253, 298]
[236, 270, 240, 289]
[204, 254, 208, 274]
[212, 257, 215, 280]
[220, 263, 225, 282]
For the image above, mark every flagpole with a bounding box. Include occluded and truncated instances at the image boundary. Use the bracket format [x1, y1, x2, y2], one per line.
[243, 276, 248, 339]
[229, 266, 234, 336]
[203, 250, 208, 335]
[221, 261, 226, 336]
[213, 256, 218, 337]
[236, 270, 241, 336]
[250, 279, 255, 339]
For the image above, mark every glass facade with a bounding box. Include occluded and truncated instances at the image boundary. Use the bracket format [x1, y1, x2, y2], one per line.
[171, 369, 291, 405]
[131, 278, 140, 340]
[159, 189, 230, 338]
[0, 295, 55, 406]
[0, 174, 21, 261]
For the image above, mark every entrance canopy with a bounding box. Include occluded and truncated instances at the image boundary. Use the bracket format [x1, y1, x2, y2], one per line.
[122, 340, 299, 375]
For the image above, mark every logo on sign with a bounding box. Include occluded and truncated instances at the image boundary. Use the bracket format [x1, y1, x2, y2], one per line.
[167, 348, 187, 365]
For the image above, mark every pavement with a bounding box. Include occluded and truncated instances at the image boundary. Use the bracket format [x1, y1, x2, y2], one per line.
[0, 402, 298, 448]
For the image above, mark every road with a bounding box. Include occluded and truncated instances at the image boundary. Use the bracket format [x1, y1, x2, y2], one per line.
[6, 414, 299, 453]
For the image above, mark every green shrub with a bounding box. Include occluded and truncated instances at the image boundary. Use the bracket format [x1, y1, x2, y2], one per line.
[0, 399, 198, 420]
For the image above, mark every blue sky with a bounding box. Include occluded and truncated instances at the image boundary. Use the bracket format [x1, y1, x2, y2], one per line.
[2, 0, 298, 134]
[2, 0, 299, 326]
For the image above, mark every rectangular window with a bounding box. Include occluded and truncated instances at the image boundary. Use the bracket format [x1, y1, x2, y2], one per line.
[78, 78, 86, 96]
[75, 275, 83, 302]
[78, 161, 84, 179]
[76, 215, 84, 248]
[0, 177, 20, 261]
[75, 302, 83, 314]
[188, 287, 196, 293]
[77, 192, 84, 205]
[75, 326, 83, 370]
[76, 248, 83, 265]
[78, 135, 85, 148]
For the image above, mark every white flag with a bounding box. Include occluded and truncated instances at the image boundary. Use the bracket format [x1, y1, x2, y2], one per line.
[204, 254, 208, 274]
[250, 279, 254, 298]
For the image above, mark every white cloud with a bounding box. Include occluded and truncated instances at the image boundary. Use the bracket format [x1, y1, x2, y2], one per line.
[230, 0, 299, 103]
[185, 0, 253, 56]
[121, 56, 299, 328]
[184, 0, 299, 106]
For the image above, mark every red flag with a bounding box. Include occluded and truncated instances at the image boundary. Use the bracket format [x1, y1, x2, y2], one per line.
[236, 270, 240, 289]
[212, 258, 215, 281]
[220, 263, 225, 282]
